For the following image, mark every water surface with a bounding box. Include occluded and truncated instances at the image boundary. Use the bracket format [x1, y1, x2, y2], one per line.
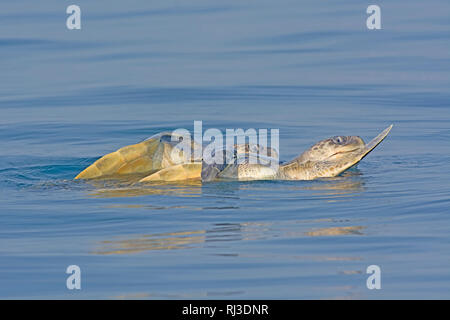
[1, 0, 450, 299]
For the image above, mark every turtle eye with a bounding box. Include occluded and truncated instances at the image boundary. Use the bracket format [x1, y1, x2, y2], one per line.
[332, 136, 345, 144]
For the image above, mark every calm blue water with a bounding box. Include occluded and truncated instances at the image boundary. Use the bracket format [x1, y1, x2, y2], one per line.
[1, 0, 450, 299]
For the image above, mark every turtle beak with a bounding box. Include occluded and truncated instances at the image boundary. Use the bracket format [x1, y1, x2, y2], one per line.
[324, 124, 393, 177]
[358, 124, 393, 161]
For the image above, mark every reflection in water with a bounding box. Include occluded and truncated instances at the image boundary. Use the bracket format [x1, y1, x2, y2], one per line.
[94, 230, 206, 254]
[305, 226, 365, 237]
[303, 179, 364, 194]
[297, 169, 365, 197]
[93, 222, 366, 255]
[84, 178, 203, 198]
[92, 222, 270, 255]
[80, 168, 365, 201]
[104, 204, 191, 210]
[86, 169, 369, 259]
[229, 169, 365, 203]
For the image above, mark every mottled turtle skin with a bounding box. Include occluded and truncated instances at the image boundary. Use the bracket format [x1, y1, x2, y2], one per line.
[75, 125, 392, 182]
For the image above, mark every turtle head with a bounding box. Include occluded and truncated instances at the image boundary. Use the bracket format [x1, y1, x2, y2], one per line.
[297, 135, 365, 163]
[282, 125, 393, 179]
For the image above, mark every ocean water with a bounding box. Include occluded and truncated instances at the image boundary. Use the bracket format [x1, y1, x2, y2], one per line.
[1, 0, 449, 299]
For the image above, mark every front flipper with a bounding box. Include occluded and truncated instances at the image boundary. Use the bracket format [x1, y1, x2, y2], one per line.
[75, 138, 160, 179]
[75, 132, 187, 180]
[201, 148, 228, 182]
[201, 144, 279, 181]
[139, 163, 202, 182]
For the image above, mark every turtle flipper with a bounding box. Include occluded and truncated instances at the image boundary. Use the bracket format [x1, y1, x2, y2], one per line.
[201, 144, 279, 181]
[139, 163, 202, 182]
[75, 139, 159, 179]
[75, 132, 180, 179]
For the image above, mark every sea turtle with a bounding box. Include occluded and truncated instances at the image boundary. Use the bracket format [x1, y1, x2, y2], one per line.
[75, 125, 392, 182]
